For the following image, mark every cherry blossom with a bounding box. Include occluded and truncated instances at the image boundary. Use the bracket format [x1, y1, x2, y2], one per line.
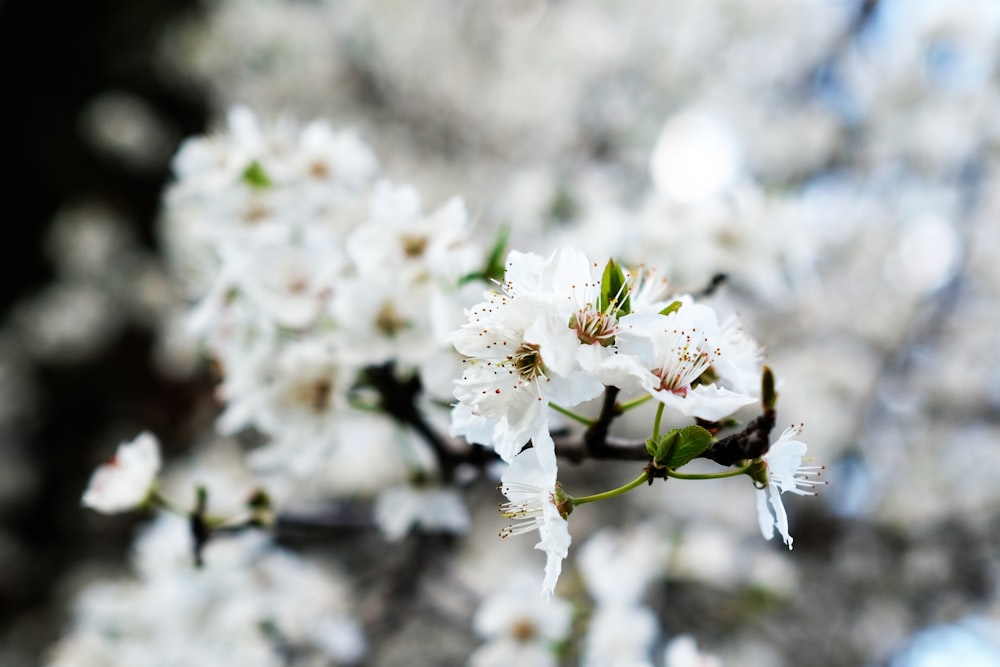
[82, 432, 161, 514]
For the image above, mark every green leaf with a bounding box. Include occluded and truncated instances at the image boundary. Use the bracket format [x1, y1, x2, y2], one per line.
[659, 300, 682, 317]
[482, 224, 510, 283]
[645, 437, 658, 459]
[459, 224, 509, 285]
[651, 425, 713, 469]
[241, 160, 272, 189]
[599, 258, 631, 317]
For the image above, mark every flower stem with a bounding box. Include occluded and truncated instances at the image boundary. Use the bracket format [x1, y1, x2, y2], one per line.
[617, 394, 652, 413]
[571, 469, 650, 506]
[652, 402, 665, 441]
[549, 402, 595, 427]
[148, 488, 187, 516]
[666, 465, 752, 481]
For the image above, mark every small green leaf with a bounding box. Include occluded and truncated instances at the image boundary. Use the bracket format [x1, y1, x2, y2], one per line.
[651, 425, 713, 469]
[659, 300, 682, 317]
[482, 224, 510, 282]
[645, 437, 658, 460]
[599, 258, 631, 317]
[241, 160, 272, 189]
[459, 224, 509, 285]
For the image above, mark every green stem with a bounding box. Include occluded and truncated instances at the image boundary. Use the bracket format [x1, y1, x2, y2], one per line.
[666, 465, 752, 481]
[617, 394, 653, 413]
[571, 469, 650, 506]
[148, 488, 187, 516]
[652, 402, 665, 441]
[149, 489, 258, 531]
[549, 402, 595, 427]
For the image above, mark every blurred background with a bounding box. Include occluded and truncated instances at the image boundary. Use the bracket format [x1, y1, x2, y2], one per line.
[2, 0, 1000, 665]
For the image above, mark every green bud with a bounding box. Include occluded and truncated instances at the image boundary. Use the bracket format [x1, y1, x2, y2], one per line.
[761, 366, 777, 411]
[241, 160, 272, 189]
[553, 482, 574, 519]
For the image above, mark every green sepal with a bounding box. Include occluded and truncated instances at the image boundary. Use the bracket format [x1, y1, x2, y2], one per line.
[599, 258, 631, 317]
[659, 300, 682, 317]
[241, 160, 272, 189]
[650, 425, 714, 469]
[747, 459, 770, 488]
[552, 482, 574, 519]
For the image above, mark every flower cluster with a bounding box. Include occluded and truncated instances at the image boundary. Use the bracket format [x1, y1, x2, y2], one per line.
[161, 107, 486, 497]
[450, 247, 813, 595]
[46, 515, 366, 667]
[452, 249, 758, 464]
[71, 105, 826, 665]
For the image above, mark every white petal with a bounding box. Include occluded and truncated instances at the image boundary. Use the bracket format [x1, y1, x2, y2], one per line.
[537, 501, 571, 599]
[767, 485, 793, 549]
[654, 383, 757, 421]
[755, 488, 775, 541]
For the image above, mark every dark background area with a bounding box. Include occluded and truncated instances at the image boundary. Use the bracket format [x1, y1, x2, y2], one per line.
[0, 0, 207, 659]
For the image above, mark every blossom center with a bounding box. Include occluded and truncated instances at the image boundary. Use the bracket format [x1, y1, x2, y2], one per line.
[510, 342, 544, 380]
[290, 375, 335, 414]
[375, 302, 409, 337]
[569, 307, 618, 346]
[401, 234, 429, 259]
[511, 619, 537, 642]
[655, 328, 718, 395]
[309, 159, 330, 179]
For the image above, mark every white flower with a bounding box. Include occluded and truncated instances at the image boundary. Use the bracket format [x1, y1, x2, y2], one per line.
[291, 119, 378, 192]
[374, 483, 471, 541]
[223, 225, 345, 332]
[348, 183, 480, 284]
[82, 432, 161, 513]
[578, 525, 668, 606]
[712, 314, 765, 397]
[328, 275, 436, 368]
[216, 337, 350, 442]
[56, 512, 367, 666]
[450, 249, 606, 468]
[498, 450, 572, 598]
[755, 424, 825, 549]
[613, 305, 757, 421]
[469, 570, 573, 667]
[468, 640, 561, 667]
[664, 635, 722, 667]
[581, 603, 659, 667]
